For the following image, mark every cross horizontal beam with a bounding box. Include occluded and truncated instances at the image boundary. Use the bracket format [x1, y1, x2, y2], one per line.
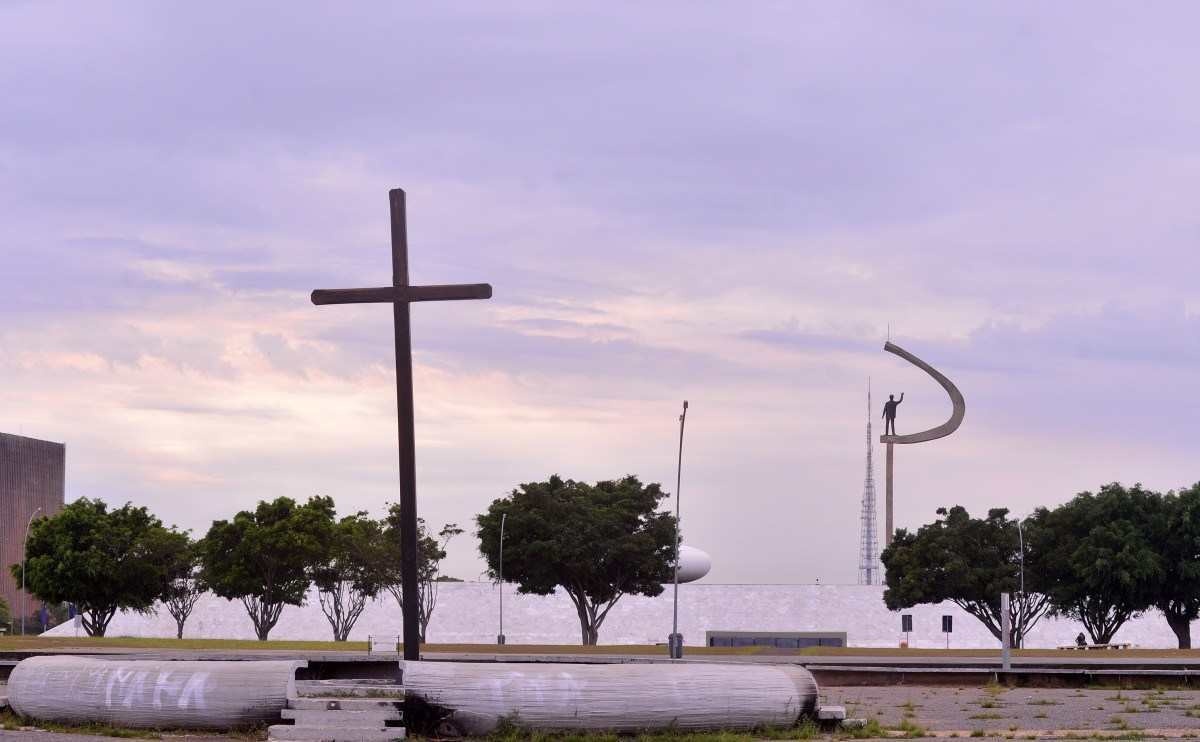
[311, 283, 493, 306]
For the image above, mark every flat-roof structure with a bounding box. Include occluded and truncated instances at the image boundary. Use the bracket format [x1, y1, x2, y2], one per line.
[0, 433, 65, 626]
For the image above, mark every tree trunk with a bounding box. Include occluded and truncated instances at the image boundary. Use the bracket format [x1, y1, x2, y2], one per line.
[243, 597, 283, 641]
[175, 617, 185, 640]
[83, 606, 117, 637]
[1165, 611, 1192, 649]
[569, 593, 598, 645]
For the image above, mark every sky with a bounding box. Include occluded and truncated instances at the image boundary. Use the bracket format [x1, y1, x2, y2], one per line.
[2, 2, 1197, 584]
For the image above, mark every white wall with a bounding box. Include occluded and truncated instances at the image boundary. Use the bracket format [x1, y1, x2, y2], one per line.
[44, 583, 1194, 649]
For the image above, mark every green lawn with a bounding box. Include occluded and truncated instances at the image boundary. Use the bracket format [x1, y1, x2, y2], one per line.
[0, 636, 764, 654]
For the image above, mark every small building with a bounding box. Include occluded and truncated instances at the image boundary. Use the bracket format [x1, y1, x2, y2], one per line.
[0, 433, 65, 626]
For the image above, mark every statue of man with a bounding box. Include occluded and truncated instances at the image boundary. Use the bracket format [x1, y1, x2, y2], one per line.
[882, 393, 904, 435]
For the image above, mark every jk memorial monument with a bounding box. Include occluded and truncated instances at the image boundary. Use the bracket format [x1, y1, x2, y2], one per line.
[880, 341, 966, 546]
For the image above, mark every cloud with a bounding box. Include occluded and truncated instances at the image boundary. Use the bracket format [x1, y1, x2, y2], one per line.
[2, 3, 1199, 584]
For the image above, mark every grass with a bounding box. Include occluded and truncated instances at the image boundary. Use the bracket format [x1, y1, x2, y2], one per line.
[486, 720, 827, 742]
[0, 709, 266, 739]
[894, 718, 927, 738]
[969, 713, 1004, 720]
[0, 709, 161, 738]
[1110, 716, 1137, 731]
[840, 718, 887, 739]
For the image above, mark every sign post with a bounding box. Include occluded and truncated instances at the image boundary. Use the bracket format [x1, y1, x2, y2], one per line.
[901, 613, 912, 648]
[942, 615, 953, 649]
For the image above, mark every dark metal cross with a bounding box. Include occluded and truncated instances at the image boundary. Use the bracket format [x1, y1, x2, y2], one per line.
[311, 188, 491, 661]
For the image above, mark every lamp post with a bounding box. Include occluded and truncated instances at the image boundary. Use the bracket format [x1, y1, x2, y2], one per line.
[668, 400, 688, 659]
[497, 512, 506, 645]
[21, 507, 42, 636]
[1016, 516, 1026, 650]
[1016, 519, 1025, 596]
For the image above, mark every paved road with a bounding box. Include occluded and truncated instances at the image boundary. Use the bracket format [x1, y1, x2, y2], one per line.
[828, 685, 1200, 734]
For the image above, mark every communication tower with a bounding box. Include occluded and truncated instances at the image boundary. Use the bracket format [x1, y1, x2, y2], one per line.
[858, 381, 882, 584]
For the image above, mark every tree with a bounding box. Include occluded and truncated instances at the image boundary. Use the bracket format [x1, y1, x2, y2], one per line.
[1150, 483, 1200, 648]
[476, 474, 676, 645]
[882, 505, 1049, 647]
[312, 512, 388, 641]
[161, 536, 206, 639]
[13, 498, 189, 637]
[381, 509, 462, 643]
[200, 496, 335, 641]
[1026, 484, 1160, 644]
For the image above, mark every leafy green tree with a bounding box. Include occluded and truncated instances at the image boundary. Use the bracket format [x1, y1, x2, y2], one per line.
[161, 536, 206, 639]
[200, 496, 335, 641]
[476, 474, 676, 645]
[313, 512, 388, 641]
[1150, 483, 1200, 648]
[1026, 484, 1160, 644]
[381, 510, 462, 643]
[882, 505, 1049, 647]
[13, 498, 189, 637]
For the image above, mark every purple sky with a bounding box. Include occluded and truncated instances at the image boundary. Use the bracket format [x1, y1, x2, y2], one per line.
[2, 3, 1197, 583]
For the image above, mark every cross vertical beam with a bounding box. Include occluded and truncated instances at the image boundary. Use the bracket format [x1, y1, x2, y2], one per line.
[311, 188, 492, 661]
[389, 191, 421, 660]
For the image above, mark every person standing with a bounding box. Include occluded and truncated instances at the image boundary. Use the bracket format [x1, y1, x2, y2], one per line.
[882, 393, 904, 435]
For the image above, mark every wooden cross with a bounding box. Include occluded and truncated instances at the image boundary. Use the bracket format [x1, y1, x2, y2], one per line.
[312, 188, 491, 660]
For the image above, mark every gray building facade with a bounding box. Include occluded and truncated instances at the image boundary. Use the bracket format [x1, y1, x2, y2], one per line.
[0, 433, 65, 626]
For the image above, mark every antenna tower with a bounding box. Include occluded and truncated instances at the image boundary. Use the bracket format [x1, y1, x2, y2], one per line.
[858, 379, 882, 584]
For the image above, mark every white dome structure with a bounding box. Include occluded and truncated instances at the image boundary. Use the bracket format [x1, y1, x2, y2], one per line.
[676, 544, 712, 583]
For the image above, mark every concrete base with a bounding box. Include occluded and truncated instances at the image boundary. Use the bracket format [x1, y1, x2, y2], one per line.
[668, 632, 684, 658]
[270, 689, 405, 742]
[268, 726, 405, 741]
[818, 705, 846, 721]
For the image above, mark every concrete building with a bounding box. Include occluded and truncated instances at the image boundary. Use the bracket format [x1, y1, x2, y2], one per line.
[0, 433, 65, 626]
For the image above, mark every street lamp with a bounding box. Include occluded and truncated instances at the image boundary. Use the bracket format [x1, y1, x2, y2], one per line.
[497, 512, 506, 645]
[1016, 519, 1025, 596]
[1014, 513, 1028, 650]
[668, 400, 688, 659]
[21, 507, 42, 636]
